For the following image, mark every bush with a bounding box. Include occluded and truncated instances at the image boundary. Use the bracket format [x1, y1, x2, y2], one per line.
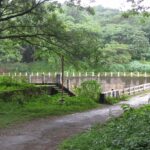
[0, 76, 34, 92]
[75, 80, 101, 102]
[106, 95, 129, 104]
[108, 64, 126, 72]
[0, 76, 28, 87]
[59, 105, 150, 150]
[0, 94, 99, 128]
[10, 92, 26, 106]
[126, 61, 150, 73]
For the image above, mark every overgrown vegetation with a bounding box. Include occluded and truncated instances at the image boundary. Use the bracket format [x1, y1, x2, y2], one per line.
[1, 3, 150, 73]
[0, 76, 33, 91]
[75, 80, 101, 102]
[60, 104, 150, 150]
[105, 95, 129, 104]
[0, 94, 99, 128]
[0, 79, 102, 128]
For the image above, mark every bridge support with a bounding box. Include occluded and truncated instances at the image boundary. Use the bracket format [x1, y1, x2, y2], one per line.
[99, 93, 106, 104]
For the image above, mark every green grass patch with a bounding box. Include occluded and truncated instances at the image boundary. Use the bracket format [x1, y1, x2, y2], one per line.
[59, 105, 150, 150]
[105, 95, 129, 104]
[0, 94, 99, 128]
[0, 76, 34, 92]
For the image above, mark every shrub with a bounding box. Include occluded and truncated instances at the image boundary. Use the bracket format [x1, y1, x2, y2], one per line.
[11, 92, 25, 106]
[121, 104, 133, 112]
[59, 105, 150, 150]
[0, 76, 28, 87]
[75, 80, 101, 102]
[106, 95, 129, 104]
[126, 61, 150, 73]
[108, 64, 126, 72]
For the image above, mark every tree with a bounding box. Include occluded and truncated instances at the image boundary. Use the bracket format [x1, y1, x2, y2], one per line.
[127, 0, 150, 12]
[129, 32, 150, 60]
[0, 0, 69, 61]
[0, 0, 49, 39]
[0, 40, 21, 62]
[0, 0, 96, 63]
[99, 42, 131, 65]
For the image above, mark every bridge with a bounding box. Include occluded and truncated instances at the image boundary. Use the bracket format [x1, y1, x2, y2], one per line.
[1, 72, 150, 100]
[1, 72, 149, 90]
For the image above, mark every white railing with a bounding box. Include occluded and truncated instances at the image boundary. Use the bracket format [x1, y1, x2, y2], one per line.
[0, 72, 149, 77]
[103, 83, 150, 97]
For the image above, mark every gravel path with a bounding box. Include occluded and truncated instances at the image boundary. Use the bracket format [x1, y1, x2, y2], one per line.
[0, 93, 150, 150]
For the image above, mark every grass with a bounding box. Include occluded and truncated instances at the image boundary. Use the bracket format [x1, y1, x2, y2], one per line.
[105, 95, 129, 104]
[59, 105, 150, 150]
[0, 76, 34, 92]
[0, 94, 99, 128]
[0, 85, 34, 92]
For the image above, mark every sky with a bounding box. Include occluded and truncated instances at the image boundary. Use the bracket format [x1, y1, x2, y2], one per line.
[58, 0, 132, 10]
[78, 0, 131, 10]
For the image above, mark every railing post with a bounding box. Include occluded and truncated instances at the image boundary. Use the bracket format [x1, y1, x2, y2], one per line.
[48, 72, 51, 83]
[42, 72, 45, 84]
[29, 74, 32, 83]
[112, 89, 115, 97]
[72, 72, 75, 77]
[133, 87, 135, 94]
[122, 89, 125, 95]
[56, 74, 61, 84]
[36, 72, 38, 83]
[66, 72, 69, 77]
[116, 90, 120, 98]
[79, 72, 81, 85]
[79, 72, 81, 77]
[36, 72, 39, 77]
[85, 72, 88, 77]
[111, 72, 113, 77]
[48, 72, 51, 78]
[128, 87, 131, 95]
[67, 79, 70, 90]
[97, 73, 100, 82]
[92, 72, 94, 77]
[124, 72, 126, 77]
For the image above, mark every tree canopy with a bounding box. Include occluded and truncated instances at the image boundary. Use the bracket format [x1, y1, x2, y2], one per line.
[0, 0, 150, 72]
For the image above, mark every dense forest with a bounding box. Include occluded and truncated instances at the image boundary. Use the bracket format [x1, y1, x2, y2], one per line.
[1, 3, 150, 73]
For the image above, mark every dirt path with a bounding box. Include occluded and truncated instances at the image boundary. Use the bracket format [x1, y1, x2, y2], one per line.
[0, 94, 150, 150]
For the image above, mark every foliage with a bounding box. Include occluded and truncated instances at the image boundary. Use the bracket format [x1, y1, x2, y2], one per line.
[121, 104, 134, 112]
[0, 61, 61, 73]
[0, 76, 26, 86]
[1, 2, 150, 72]
[0, 76, 34, 92]
[105, 95, 129, 104]
[0, 94, 99, 128]
[59, 105, 150, 150]
[0, 40, 21, 62]
[75, 80, 101, 102]
[126, 61, 150, 72]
